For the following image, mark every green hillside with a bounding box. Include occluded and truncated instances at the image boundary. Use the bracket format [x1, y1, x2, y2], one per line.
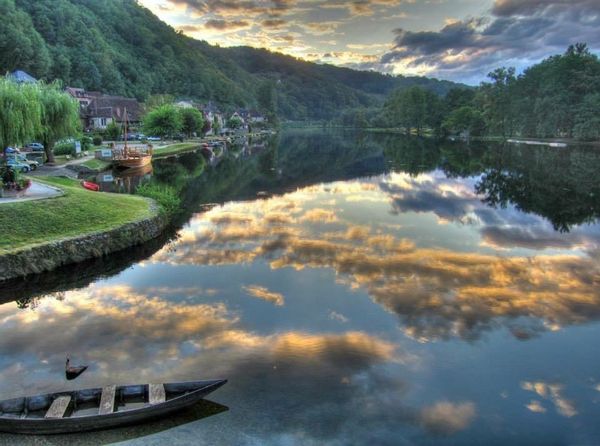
[2, 0, 462, 120]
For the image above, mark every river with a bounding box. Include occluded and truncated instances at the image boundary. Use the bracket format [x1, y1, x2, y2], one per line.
[1, 129, 600, 445]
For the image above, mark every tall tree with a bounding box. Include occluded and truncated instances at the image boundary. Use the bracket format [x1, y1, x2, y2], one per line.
[0, 0, 51, 78]
[179, 107, 204, 137]
[143, 104, 183, 138]
[37, 81, 80, 163]
[257, 80, 278, 124]
[480, 67, 516, 137]
[384, 86, 440, 135]
[0, 78, 41, 156]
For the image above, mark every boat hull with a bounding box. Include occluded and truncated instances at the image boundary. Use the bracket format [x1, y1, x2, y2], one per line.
[0, 380, 226, 435]
[114, 155, 152, 169]
[81, 181, 100, 192]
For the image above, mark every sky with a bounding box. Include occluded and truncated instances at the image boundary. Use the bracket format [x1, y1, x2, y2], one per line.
[138, 0, 600, 84]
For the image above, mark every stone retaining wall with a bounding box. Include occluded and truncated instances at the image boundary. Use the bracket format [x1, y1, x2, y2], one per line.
[0, 209, 167, 281]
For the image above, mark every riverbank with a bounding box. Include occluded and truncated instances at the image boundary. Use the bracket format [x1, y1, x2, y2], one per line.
[0, 177, 167, 281]
[153, 142, 200, 159]
[359, 127, 600, 146]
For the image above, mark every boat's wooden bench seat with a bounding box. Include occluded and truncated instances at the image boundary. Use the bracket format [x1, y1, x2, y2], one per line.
[45, 396, 71, 419]
[149, 384, 165, 405]
[98, 385, 116, 415]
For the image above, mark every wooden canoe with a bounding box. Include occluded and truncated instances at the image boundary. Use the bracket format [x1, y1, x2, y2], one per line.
[0, 379, 226, 435]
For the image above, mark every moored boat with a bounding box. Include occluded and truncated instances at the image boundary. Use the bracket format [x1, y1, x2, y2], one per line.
[113, 148, 152, 169]
[113, 107, 153, 169]
[0, 379, 227, 434]
[81, 181, 100, 191]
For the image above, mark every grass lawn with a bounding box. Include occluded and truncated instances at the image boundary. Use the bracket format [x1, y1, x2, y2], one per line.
[0, 177, 155, 254]
[153, 143, 201, 158]
[51, 155, 72, 165]
[81, 158, 113, 171]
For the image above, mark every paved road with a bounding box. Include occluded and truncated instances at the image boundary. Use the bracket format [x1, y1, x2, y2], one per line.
[27, 154, 95, 179]
[0, 181, 63, 204]
[28, 164, 78, 178]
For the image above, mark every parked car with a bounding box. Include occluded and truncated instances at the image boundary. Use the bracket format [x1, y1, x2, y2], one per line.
[14, 154, 39, 170]
[6, 158, 30, 173]
[4, 147, 19, 154]
[147, 136, 161, 141]
[24, 142, 44, 152]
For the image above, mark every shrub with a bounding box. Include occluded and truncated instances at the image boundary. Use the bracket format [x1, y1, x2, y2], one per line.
[93, 136, 102, 146]
[135, 182, 180, 216]
[0, 166, 30, 190]
[105, 121, 122, 141]
[81, 136, 93, 151]
[54, 141, 75, 156]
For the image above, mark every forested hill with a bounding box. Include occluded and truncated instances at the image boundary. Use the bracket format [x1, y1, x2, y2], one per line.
[1, 0, 460, 120]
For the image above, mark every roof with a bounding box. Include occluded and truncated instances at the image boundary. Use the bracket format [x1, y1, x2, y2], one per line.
[9, 70, 37, 83]
[199, 101, 221, 114]
[175, 100, 195, 108]
[66, 87, 89, 98]
[89, 107, 113, 118]
[236, 108, 250, 119]
[85, 95, 142, 122]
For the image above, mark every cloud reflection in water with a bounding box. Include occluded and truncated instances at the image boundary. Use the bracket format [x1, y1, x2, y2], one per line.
[152, 173, 600, 343]
[0, 284, 476, 444]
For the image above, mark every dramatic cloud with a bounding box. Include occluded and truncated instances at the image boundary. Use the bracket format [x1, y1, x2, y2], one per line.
[141, 0, 600, 82]
[204, 19, 251, 31]
[380, 0, 600, 82]
[166, 0, 296, 18]
[261, 18, 287, 29]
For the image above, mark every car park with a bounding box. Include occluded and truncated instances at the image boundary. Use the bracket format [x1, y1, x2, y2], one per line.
[6, 158, 30, 173]
[24, 142, 44, 152]
[14, 154, 39, 170]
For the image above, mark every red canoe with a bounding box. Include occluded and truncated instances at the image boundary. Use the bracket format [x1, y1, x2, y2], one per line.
[81, 181, 100, 192]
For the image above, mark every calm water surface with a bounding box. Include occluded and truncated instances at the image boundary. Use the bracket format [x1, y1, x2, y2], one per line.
[2, 130, 600, 445]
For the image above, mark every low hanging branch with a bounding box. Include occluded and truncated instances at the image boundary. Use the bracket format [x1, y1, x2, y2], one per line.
[0, 78, 42, 157]
[0, 79, 80, 163]
[37, 82, 80, 164]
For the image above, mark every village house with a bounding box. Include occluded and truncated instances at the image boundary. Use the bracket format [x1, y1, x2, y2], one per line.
[65, 87, 142, 130]
[175, 100, 195, 109]
[200, 102, 224, 135]
[248, 109, 266, 124]
[231, 108, 266, 125]
[65, 87, 100, 109]
[84, 95, 142, 130]
[234, 109, 249, 124]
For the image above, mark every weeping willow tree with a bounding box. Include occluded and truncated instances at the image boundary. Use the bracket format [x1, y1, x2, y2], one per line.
[0, 79, 79, 163]
[0, 78, 42, 157]
[37, 82, 80, 163]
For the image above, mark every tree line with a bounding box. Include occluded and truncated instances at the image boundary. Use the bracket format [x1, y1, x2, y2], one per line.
[341, 44, 600, 141]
